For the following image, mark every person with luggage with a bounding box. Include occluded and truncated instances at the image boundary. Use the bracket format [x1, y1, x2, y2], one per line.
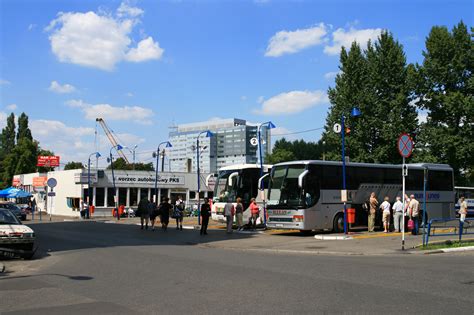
[159, 197, 172, 231]
[200, 198, 211, 235]
[408, 194, 420, 235]
[174, 195, 185, 231]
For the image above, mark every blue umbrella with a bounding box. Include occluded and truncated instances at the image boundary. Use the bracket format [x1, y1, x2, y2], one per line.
[0, 187, 32, 198]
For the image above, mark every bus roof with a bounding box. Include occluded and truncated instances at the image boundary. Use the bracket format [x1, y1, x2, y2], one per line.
[218, 164, 273, 172]
[272, 160, 453, 171]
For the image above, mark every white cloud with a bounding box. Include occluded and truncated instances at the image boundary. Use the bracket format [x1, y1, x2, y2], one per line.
[28, 24, 37, 31]
[49, 80, 76, 94]
[0, 79, 10, 85]
[6, 104, 17, 111]
[417, 110, 429, 124]
[257, 96, 264, 104]
[254, 90, 328, 115]
[265, 23, 328, 57]
[126, 92, 134, 97]
[324, 71, 341, 80]
[66, 99, 154, 124]
[240, 96, 247, 101]
[125, 37, 164, 62]
[45, 2, 163, 71]
[324, 27, 383, 55]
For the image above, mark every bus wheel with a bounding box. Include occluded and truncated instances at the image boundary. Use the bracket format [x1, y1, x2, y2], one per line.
[333, 213, 344, 233]
[299, 230, 312, 236]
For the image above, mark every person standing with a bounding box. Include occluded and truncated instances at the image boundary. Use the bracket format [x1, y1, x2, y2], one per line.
[249, 198, 260, 230]
[224, 198, 235, 233]
[149, 201, 158, 231]
[137, 197, 150, 230]
[200, 198, 211, 235]
[459, 196, 468, 223]
[392, 196, 404, 232]
[380, 196, 391, 233]
[368, 192, 378, 232]
[159, 197, 171, 231]
[29, 196, 36, 220]
[174, 195, 185, 231]
[235, 197, 244, 231]
[409, 194, 420, 235]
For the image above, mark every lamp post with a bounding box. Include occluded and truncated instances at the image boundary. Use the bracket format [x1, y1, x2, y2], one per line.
[196, 130, 214, 225]
[108, 144, 123, 221]
[87, 151, 101, 219]
[341, 107, 361, 234]
[153, 141, 172, 207]
[132, 145, 138, 170]
[257, 121, 276, 226]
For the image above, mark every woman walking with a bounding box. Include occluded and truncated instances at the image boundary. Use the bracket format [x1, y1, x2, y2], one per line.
[224, 198, 235, 233]
[174, 195, 185, 231]
[159, 197, 171, 231]
[200, 198, 211, 235]
[235, 197, 244, 231]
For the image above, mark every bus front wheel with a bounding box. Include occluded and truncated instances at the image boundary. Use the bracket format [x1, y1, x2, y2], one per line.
[333, 213, 344, 233]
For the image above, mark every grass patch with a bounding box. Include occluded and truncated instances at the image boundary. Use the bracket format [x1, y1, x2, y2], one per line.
[421, 239, 474, 251]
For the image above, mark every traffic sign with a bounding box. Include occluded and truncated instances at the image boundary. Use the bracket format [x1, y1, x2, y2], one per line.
[250, 137, 258, 146]
[47, 192, 56, 197]
[398, 133, 413, 158]
[333, 123, 342, 133]
[47, 178, 57, 188]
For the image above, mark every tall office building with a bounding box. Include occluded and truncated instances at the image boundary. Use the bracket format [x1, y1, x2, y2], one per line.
[168, 118, 271, 173]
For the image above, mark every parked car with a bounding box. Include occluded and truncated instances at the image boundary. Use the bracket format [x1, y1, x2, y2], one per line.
[0, 208, 35, 259]
[0, 202, 27, 221]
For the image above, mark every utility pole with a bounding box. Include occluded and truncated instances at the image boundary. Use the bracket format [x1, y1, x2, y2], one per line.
[161, 149, 165, 172]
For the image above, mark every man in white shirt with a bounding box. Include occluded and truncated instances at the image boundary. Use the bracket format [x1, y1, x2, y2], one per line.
[380, 196, 391, 233]
[392, 196, 403, 232]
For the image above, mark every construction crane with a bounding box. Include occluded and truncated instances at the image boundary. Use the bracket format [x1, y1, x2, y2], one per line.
[96, 118, 130, 163]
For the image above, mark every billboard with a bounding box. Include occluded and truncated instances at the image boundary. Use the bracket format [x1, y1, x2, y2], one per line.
[33, 176, 47, 187]
[37, 156, 60, 167]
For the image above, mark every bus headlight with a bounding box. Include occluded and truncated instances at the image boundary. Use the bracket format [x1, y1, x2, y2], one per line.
[293, 215, 304, 222]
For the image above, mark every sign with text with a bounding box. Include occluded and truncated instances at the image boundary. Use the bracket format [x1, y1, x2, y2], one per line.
[115, 175, 185, 185]
[33, 176, 47, 187]
[37, 156, 60, 167]
[74, 173, 98, 184]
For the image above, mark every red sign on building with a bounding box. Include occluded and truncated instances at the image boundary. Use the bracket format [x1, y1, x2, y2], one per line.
[37, 156, 60, 167]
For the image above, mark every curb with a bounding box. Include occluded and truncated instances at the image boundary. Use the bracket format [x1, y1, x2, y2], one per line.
[422, 246, 474, 255]
[314, 235, 353, 240]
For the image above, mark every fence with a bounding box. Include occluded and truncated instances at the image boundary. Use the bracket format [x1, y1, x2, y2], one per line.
[425, 218, 473, 245]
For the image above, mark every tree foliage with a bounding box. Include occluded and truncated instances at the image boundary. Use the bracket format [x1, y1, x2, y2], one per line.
[106, 157, 155, 171]
[321, 32, 418, 164]
[412, 21, 474, 185]
[267, 138, 323, 164]
[64, 161, 85, 170]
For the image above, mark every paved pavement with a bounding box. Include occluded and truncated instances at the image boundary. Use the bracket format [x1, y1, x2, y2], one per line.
[1, 220, 473, 314]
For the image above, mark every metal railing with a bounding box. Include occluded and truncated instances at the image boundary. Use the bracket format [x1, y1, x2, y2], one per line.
[425, 218, 473, 245]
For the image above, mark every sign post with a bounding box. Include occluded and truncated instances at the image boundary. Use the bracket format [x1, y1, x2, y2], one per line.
[47, 178, 57, 222]
[397, 133, 413, 251]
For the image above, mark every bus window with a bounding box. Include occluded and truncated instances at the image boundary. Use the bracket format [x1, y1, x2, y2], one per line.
[428, 170, 453, 191]
[305, 165, 320, 207]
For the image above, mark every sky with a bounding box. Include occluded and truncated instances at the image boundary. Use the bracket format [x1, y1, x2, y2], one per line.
[0, 0, 472, 167]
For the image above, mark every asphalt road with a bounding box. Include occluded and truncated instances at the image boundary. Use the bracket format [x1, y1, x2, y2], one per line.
[1, 221, 473, 314]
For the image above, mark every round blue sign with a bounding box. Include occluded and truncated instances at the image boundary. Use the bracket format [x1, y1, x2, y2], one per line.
[398, 133, 413, 158]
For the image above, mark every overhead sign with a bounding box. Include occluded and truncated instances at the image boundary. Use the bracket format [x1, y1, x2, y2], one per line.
[33, 177, 47, 187]
[37, 156, 60, 167]
[333, 123, 342, 134]
[398, 133, 413, 158]
[47, 178, 57, 188]
[250, 137, 258, 146]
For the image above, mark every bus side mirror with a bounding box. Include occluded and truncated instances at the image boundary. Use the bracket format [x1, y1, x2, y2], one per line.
[228, 172, 239, 187]
[298, 170, 309, 188]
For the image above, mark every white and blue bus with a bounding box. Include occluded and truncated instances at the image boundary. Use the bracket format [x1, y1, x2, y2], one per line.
[211, 164, 272, 224]
[266, 160, 454, 233]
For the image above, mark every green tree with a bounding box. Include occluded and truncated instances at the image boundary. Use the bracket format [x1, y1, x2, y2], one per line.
[17, 112, 33, 142]
[267, 149, 296, 164]
[1, 113, 16, 154]
[0, 113, 17, 187]
[64, 161, 84, 170]
[321, 32, 417, 164]
[106, 157, 155, 171]
[413, 21, 474, 185]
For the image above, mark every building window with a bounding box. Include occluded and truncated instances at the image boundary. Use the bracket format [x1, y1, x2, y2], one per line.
[95, 188, 105, 207]
[107, 188, 115, 207]
[130, 188, 138, 206]
[119, 188, 127, 206]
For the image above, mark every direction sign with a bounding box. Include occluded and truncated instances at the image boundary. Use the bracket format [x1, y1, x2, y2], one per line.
[398, 133, 413, 158]
[333, 123, 342, 134]
[47, 178, 57, 188]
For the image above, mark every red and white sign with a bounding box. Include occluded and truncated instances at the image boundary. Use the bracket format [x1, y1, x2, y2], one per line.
[37, 156, 60, 167]
[397, 133, 413, 158]
[33, 176, 47, 187]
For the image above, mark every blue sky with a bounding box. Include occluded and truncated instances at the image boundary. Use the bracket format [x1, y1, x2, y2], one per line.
[0, 0, 472, 166]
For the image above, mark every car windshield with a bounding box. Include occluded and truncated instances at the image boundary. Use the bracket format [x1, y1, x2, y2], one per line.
[0, 209, 21, 225]
[267, 165, 306, 208]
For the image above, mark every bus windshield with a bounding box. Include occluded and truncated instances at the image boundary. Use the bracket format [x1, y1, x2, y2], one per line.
[214, 170, 238, 202]
[214, 168, 260, 207]
[267, 164, 306, 208]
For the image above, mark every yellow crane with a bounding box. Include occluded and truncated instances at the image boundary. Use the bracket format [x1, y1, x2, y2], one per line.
[95, 118, 130, 163]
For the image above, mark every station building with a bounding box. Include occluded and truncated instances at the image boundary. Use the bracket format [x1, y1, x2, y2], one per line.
[13, 169, 212, 218]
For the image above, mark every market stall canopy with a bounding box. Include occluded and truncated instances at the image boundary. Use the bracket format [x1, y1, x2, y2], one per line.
[0, 187, 32, 198]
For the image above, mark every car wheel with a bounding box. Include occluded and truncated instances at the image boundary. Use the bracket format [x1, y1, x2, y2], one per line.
[333, 213, 344, 233]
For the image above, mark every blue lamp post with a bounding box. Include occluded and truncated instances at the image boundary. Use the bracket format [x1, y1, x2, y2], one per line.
[197, 130, 214, 224]
[153, 141, 172, 207]
[87, 151, 101, 219]
[341, 107, 361, 234]
[258, 121, 276, 226]
[108, 144, 123, 221]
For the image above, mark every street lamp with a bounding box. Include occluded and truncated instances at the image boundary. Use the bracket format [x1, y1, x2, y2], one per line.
[153, 141, 172, 207]
[341, 107, 361, 234]
[197, 130, 214, 224]
[87, 151, 101, 219]
[108, 144, 123, 221]
[258, 121, 276, 226]
[132, 145, 138, 170]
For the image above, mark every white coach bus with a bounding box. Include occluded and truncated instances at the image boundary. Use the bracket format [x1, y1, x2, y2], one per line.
[266, 160, 454, 233]
[211, 164, 272, 224]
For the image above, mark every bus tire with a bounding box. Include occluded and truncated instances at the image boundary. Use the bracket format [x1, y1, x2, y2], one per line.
[299, 230, 312, 236]
[333, 213, 344, 233]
